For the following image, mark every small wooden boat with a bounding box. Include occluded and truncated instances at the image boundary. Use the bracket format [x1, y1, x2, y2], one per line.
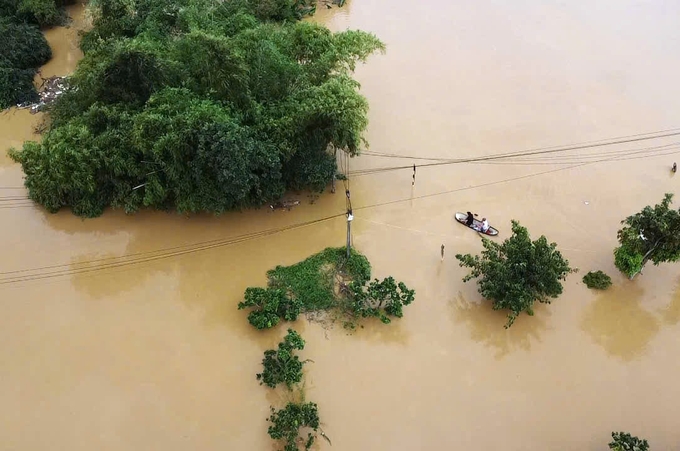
[454, 212, 499, 236]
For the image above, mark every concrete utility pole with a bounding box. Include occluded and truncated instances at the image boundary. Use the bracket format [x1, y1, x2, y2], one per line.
[346, 189, 353, 258]
[346, 208, 353, 258]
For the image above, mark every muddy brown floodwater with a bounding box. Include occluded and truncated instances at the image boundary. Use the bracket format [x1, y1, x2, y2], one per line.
[1, 1, 680, 450]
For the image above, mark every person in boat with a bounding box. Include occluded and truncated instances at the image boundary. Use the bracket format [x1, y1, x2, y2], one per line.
[465, 211, 474, 226]
[481, 218, 490, 233]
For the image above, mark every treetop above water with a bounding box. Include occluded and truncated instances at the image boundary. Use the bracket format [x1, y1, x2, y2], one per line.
[9, 0, 385, 217]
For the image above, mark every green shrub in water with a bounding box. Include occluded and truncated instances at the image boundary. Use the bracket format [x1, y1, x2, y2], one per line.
[582, 270, 612, 290]
[267, 401, 320, 451]
[609, 431, 649, 451]
[257, 329, 307, 389]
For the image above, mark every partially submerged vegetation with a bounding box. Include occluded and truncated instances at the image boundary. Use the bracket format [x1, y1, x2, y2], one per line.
[268, 401, 322, 451]
[609, 431, 649, 451]
[257, 329, 308, 390]
[9, 0, 385, 217]
[456, 221, 575, 328]
[614, 193, 680, 279]
[238, 247, 415, 329]
[582, 270, 612, 290]
[244, 247, 414, 450]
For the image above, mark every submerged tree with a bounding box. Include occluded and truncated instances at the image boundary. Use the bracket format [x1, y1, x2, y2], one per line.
[257, 329, 307, 389]
[614, 193, 680, 279]
[237, 287, 302, 330]
[608, 432, 650, 451]
[455, 220, 575, 328]
[347, 276, 416, 324]
[10, 0, 385, 217]
[267, 401, 321, 451]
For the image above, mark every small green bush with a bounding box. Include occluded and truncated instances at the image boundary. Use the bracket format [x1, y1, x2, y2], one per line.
[237, 287, 302, 330]
[267, 402, 320, 451]
[582, 270, 612, 290]
[257, 329, 306, 389]
[609, 431, 649, 451]
[347, 276, 415, 324]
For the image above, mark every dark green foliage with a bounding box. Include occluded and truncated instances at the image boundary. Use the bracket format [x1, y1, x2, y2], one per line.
[0, 20, 52, 68]
[456, 220, 574, 328]
[11, 0, 384, 216]
[614, 193, 680, 279]
[257, 329, 306, 389]
[267, 247, 353, 311]
[0, 19, 52, 108]
[267, 402, 320, 451]
[238, 287, 302, 329]
[16, 0, 63, 26]
[609, 432, 649, 451]
[582, 270, 612, 290]
[348, 276, 415, 324]
[239, 247, 415, 329]
[0, 0, 71, 27]
[250, 0, 316, 22]
[0, 66, 38, 108]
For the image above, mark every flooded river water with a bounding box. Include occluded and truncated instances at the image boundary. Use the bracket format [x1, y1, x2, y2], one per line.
[1, 1, 679, 449]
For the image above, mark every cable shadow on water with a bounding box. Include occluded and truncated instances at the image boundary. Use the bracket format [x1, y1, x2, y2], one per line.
[580, 283, 660, 362]
[449, 290, 550, 360]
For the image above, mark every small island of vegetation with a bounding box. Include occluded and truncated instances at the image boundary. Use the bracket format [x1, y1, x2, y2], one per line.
[238, 247, 415, 329]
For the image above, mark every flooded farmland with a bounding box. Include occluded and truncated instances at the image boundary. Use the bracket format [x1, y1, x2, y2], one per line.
[1, 1, 679, 449]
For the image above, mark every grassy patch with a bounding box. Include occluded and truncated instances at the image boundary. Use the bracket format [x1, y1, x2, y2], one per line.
[238, 247, 414, 329]
[267, 247, 370, 311]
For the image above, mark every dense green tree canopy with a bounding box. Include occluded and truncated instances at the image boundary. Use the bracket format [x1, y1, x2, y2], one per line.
[1, 0, 71, 27]
[455, 220, 574, 328]
[0, 18, 52, 108]
[614, 193, 680, 279]
[10, 0, 384, 217]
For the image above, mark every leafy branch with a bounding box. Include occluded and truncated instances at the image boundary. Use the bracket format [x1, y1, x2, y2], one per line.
[267, 401, 321, 451]
[257, 329, 309, 389]
[609, 431, 649, 451]
[347, 276, 415, 324]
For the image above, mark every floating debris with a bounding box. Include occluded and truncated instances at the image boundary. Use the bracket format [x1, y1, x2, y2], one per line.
[321, 0, 346, 8]
[270, 200, 301, 211]
[15, 76, 70, 114]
